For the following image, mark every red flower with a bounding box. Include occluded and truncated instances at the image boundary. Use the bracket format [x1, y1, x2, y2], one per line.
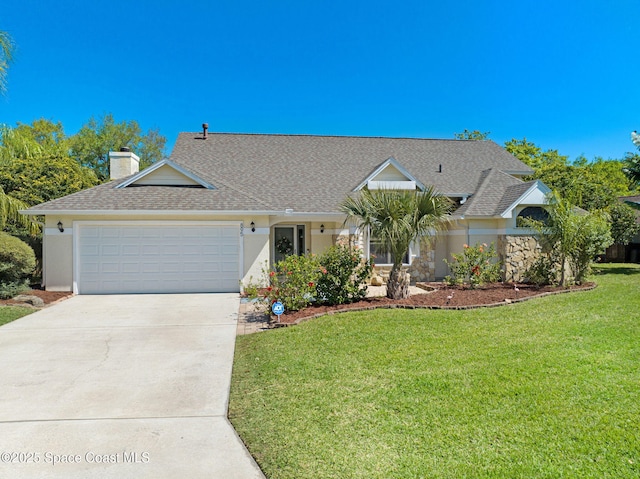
[287, 271, 292, 275]
[322, 269, 328, 274]
[472, 265, 480, 276]
[308, 282, 314, 287]
[269, 271, 275, 277]
[267, 287, 272, 292]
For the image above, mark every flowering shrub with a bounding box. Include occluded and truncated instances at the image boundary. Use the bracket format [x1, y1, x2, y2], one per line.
[316, 244, 373, 306]
[443, 242, 502, 288]
[263, 254, 321, 312]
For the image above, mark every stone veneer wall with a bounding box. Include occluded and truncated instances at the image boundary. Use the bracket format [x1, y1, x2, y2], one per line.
[498, 235, 541, 282]
[407, 237, 436, 283]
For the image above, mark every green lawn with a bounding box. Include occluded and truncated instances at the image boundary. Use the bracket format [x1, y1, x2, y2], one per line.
[230, 264, 640, 479]
[0, 305, 32, 327]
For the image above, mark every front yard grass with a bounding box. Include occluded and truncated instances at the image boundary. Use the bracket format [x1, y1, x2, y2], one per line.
[230, 263, 640, 479]
[0, 306, 32, 327]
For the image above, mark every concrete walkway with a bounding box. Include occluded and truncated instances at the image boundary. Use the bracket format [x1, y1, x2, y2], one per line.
[0, 294, 265, 479]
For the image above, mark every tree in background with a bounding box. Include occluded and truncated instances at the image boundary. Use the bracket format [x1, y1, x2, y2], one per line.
[534, 158, 632, 211]
[609, 201, 640, 246]
[504, 138, 568, 170]
[453, 129, 491, 140]
[341, 188, 452, 299]
[505, 136, 637, 246]
[0, 30, 14, 93]
[70, 114, 166, 181]
[624, 131, 640, 185]
[0, 123, 100, 277]
[0, 122, 99, 205]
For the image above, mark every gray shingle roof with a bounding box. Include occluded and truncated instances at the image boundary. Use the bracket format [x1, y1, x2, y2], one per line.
[26, 133, 534, 214]
[454, 169, 537, 217]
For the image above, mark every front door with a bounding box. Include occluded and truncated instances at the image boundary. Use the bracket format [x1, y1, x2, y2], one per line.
[274, 225, 305, 263]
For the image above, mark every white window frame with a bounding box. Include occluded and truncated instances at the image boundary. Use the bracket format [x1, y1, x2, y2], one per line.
[366, 228, 412, 266]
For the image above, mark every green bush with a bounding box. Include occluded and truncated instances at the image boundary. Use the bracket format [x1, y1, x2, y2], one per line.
[524, 254, 559, 287]
[569, 210, 612, 284]
[0, 232, 36, 299]
[443, 242, 502, 288]
[316, 244, 373, 306]
[263, 254, 321, 312]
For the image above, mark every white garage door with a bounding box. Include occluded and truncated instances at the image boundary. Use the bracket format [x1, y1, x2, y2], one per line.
[76, 223, 241, 294]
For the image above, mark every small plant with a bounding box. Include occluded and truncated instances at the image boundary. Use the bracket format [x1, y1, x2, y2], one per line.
[443, 242, 501, 288]
[316, 244, 373, 306]
[241, 275, 261, 298]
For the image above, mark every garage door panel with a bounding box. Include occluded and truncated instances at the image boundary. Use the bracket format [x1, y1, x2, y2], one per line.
[141, 245, 162, 255]
[80, 244, 100, 256]
[77, 224, 240, 294]
[101, 245, 120, 256]
[122, 263, 140, 273]
[162, 245, 181, 255]
[122, 245, 140, 255]
[81, 262, 99, 274]
[101, 227, 121, 238]
[142, 228, 163, 237]
[161, 262, 181, 273]
[122, 228, 141, 238]
[101, 263, 120, 274]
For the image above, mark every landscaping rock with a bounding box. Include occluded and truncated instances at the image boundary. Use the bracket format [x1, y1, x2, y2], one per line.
[11, 295, 45, 308]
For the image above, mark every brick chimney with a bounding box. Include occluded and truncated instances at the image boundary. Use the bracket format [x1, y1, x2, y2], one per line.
[109, 147, 140, 180]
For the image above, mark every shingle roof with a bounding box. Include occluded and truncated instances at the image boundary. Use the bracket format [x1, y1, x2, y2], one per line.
[454, 168, 537, 217]
[26, 133, 534, 214]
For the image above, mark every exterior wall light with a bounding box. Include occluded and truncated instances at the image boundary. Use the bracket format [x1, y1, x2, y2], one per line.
[320, 224, 325, 233]
[250, 221, 256, 232]
[57, 221, 64, 233]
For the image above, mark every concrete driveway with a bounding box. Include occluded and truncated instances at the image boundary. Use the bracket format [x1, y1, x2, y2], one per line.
[0, 294, 265, 479]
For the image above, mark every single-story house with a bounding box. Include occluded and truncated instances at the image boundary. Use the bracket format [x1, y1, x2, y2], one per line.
[23, 129, 550, 294]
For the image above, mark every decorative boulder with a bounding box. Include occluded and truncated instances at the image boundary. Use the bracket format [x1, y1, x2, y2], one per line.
[12, 295, 45, 308]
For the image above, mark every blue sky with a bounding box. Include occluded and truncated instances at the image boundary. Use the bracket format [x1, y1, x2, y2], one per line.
[2, 0, 639, 161]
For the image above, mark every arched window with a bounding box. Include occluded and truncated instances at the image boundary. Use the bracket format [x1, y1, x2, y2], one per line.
[517, 206, 548, 226]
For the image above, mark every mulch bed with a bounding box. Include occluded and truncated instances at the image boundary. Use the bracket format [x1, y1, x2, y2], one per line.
[272, 282, 597, 325]
[0, 289, 73, 307]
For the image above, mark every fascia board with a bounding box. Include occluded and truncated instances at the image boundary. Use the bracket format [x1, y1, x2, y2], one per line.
[20, 209, 347, 218]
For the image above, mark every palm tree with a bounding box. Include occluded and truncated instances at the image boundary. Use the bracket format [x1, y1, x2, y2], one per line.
[341, 187, 452, 299]
[0, 30, 14, 94]
[0, 126, 39, 234]
[0, 187, 35, 233]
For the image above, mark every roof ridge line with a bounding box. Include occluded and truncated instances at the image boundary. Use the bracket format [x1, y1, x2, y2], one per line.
[179, 131, 497, 142]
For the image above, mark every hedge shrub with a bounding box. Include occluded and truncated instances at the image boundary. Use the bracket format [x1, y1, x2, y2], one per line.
[0, 232, 36, 299]
[316, 244, 373, 305]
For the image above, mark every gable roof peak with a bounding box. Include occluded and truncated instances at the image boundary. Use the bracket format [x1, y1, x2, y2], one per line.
[354, 156, 427, 191]
[115, 159, 216, 190]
